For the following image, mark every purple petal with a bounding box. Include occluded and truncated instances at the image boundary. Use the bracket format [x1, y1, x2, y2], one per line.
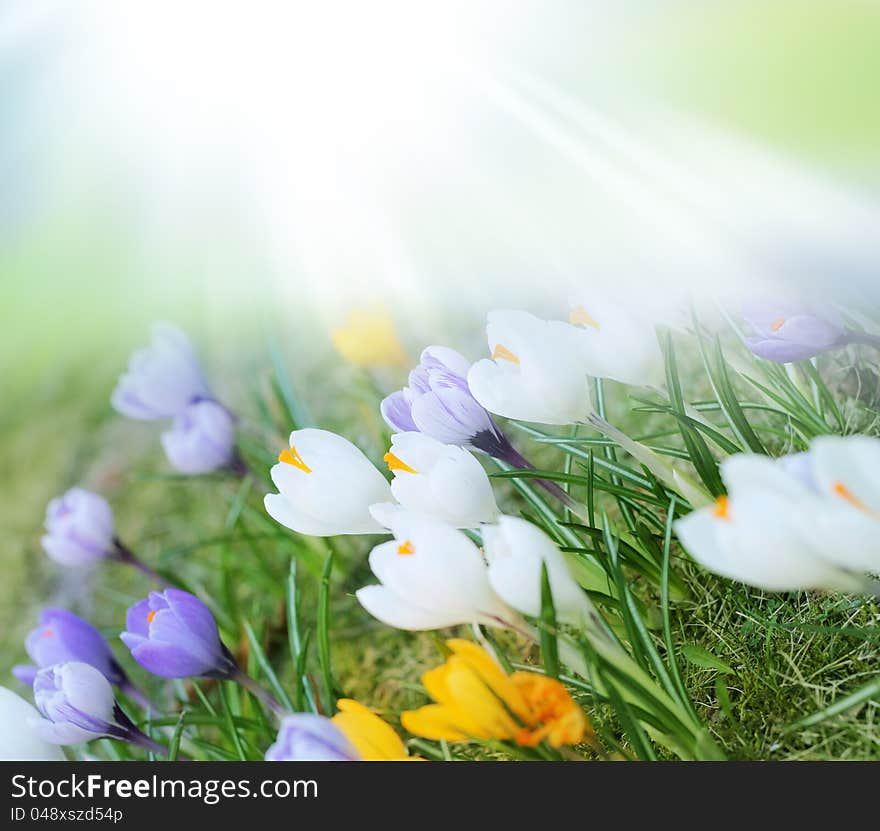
[12, 665, 38, 687]
[380, 391, 417, 433]
[127, 640, 215, 678]
[124, 599, 152, 638]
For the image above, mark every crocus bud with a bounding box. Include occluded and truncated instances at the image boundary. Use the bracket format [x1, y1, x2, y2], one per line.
[381, 346, 506, 451]
[25, 609, 128, 686]
[674, 454, 860, 592]
[568, 297, 663, 386]
[41, 488, 115, 567]
[0, 687, 65, 760]
[30, 663, 143, 746]
[741, 298, 845, 363]
[264, 429, 391, 536]
[120, 588, 234, 679]
[467, 310, 590, 425]
[483, 516, 590, 624]
[381, 432, 498, 528]
[265, 714, 359, 761]
[356, 509, 521, 632]
[112, 322, 211, 420]
[161, 399, 236, 475]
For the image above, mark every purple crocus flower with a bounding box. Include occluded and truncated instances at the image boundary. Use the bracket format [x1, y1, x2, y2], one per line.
[265, 714, 359, 762]
[381, 346, 511, 456]
[121, 588, 285, 714]
[40, 489, 165, 583]
[21, 609, 149, 707]
[121, 589, 234, 679]
[111, 322, 211, 421]
[30, 663, 163, 753]
[742, 299, 846, 363]
[41, 488, 115, 567]
[161, 399, 237, 475]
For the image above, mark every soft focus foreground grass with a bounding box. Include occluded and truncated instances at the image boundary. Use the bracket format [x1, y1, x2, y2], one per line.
[4, 319, 878, 760]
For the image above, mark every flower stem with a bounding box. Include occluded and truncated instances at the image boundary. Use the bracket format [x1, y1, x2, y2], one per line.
[844, 330, 880, 352]
[112, 540, 167, 586]
[119, 680, 157, 714]
[586, 413, 712, 508]
[231, 668, 288, 717]
[491, 436, 589, 521]
[227, 451, 250, 477]
[129, 731, 171, 757]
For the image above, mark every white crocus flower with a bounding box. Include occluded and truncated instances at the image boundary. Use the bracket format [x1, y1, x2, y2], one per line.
[674, 454, 861, 592]
[356, 510, 523, 631]
[805, 435, 880, 573]
[483, 515, 591, 625]
[111, 322, 211, 420]
[568, 297, 664, 387]
[467, 310, 590, 425]
[0, 687, 65, 761]
[264, 429, 391, 536]
[380, 432, 498, 528]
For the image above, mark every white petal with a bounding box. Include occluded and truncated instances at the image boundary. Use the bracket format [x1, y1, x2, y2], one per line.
[387, 432, 446, 473]
[810, 435, 880, 512]
[264, 493, 342, 537]
[721, 454, 814, 502]
[355, 585, 461, 630]
[0, 689, 66, 760]
[484, 517, 588, 623]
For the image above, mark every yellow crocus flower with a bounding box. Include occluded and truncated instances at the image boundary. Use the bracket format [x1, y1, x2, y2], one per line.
[330, 308, 408, 368]
[332, 699, 422, 761]
[401, 639, 590, 748]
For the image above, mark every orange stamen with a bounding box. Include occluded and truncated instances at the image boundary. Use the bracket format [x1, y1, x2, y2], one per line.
[278, 445, 312, 473]
[491, 343, 520, 364]
[770, 317, 786, 332]
[147, 610, 156, 624]
[384, 451, 418, 474]
[832, 481, 873, 514]
[397, 540, 416, 556]
[569, 305, 601, 330]
[712, 495, 731, 520]
[42, 628, 53, 638]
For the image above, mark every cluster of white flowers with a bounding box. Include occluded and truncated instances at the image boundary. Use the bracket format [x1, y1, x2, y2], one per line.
[263, 300, 668, 642]
[676, 436, 880, 593]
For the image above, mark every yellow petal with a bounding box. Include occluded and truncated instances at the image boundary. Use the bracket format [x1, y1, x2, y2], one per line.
[401, 704, 472, 742]
[447, 639, 529, 721]
[332, 699, 411, 761]
[441, 657, 519, 739]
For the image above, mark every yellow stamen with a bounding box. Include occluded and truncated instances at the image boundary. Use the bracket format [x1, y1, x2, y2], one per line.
[397, 540, 416, 556]
[832, 481, 873, 514]
[147, 610, 156, 624]
[383, 451, 418, 474]
[278, 446, 312, 473]
[712, 495, 731, 521]
[492, 343, 520, 364]
[569, 305, 601, 330]
[770, 317, 786, 332]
